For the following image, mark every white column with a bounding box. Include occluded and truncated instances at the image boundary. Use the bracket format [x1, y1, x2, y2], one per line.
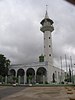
[5, 76, 7, 84]
[35, 72, 36, 83]
[24, 73, 26, 84]
[43, 75, 45, 84]
[15, 70, 17, 77]
[18, 76, 20, 85]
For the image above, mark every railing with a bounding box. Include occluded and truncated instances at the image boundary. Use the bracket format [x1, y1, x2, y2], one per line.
[9, 61, 48, 68]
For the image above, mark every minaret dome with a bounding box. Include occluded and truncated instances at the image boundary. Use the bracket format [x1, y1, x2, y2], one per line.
[40, 8, 54, 64]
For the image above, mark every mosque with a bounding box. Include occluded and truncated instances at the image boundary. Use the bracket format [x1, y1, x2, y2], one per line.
[9, 9, 65, 84]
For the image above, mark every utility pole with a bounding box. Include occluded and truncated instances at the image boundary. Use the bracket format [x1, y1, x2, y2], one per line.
[65, 54, 68, 81]
[69, 65, 71, 82]
[70, 56, 73, 83]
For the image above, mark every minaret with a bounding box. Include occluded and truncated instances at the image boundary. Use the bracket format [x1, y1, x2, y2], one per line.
[40, 7, 54, 66]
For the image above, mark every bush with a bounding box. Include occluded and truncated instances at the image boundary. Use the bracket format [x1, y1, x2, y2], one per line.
[61, 81, 64, 84]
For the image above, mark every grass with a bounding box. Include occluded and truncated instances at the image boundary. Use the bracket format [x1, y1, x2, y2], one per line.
[0, 83, 75, 87]
[32, 83, 75, 87]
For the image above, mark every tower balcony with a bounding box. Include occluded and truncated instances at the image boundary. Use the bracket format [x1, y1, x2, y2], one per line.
[40, 25, 54, 33]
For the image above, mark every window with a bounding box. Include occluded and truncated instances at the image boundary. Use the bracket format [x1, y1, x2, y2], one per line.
[49, 37, 50, 39]
[49, 54, 51, 56]
[49, 45, 51, 47]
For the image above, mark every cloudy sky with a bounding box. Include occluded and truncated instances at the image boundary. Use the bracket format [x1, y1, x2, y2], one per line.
[0, 0, 75, 70]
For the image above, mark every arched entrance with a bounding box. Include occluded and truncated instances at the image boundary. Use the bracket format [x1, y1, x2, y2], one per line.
[36, 67, 47, 84]
[10, 69, 16, 76]
[17, 69, 25, 84]
[26, 68, 35, 84]
[9, 69, 16, 83]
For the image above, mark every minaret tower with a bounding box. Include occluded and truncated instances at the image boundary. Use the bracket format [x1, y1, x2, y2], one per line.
[40, 6, 54, 66]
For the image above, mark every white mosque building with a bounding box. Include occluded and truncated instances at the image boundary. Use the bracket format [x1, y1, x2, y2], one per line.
[9, 10, 65, 84]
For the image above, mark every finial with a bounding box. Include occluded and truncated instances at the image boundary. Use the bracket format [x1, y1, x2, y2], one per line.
[46, 5, 48, 12]
[45, 5, 49, 18]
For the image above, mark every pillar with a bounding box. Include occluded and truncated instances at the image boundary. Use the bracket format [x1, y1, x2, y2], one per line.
[43, 75, 45, 84]
[18, 76, 20, 85]
[35, 72, 36, 83]
[24, 72, 26, 84]
[5, 76, 7, 84]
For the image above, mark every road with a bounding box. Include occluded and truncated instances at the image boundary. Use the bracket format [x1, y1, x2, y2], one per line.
[0, 86, 26, 99]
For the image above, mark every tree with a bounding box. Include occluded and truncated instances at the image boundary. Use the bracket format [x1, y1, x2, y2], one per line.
[12, 76, 17, 84]
[0, 54, 10, 77]
[64, 68, 72, 82]
[5, 59, 10, 76]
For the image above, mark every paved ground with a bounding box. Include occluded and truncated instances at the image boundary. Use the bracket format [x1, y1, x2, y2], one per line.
[0, 86, 26, 100]
[0, 86, 75, 100]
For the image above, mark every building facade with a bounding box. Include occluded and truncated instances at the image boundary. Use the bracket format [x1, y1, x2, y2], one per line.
[9, 10, 65, 84]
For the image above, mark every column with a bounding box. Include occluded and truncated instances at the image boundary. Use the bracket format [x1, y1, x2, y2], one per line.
[34, 70, 36, 84]
[18, 76, 20, 85]
[43, 75, 45, 84]
[24, 72, 26, 84]
[5, 76, 7, 84]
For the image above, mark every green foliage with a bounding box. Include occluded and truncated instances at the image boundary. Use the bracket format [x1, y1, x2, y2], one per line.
[27, 75, 33, 84]
[28, 75, 32, 80]
[13, 76, 17, 81]
[12, 76, 18, 83]
[64, 69, 72, 82]
[0, 54, 10, 77]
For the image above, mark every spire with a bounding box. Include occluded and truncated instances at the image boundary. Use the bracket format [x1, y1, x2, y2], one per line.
[40, 5, 54, 26]
[45, 5, 49, 19]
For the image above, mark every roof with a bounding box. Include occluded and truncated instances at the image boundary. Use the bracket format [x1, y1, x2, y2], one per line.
[40, 10, 54, 25]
